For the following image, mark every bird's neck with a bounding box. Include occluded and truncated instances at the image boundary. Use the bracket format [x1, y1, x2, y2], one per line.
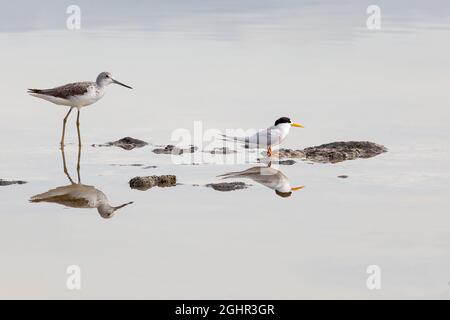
[96, 79, 107, 89]
[277, 123, 291, 138]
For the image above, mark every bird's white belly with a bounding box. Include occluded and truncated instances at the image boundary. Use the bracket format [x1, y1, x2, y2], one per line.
[69, 89, 104, 108]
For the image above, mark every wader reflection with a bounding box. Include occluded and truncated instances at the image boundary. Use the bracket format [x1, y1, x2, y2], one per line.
[30, 146, 133, 219]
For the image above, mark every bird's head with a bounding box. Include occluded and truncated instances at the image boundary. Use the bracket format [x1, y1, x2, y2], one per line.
[97, 201, 134, 219]
[275, 185, 305, 198]
[274, 117, 304, 129]
[96, 72, 133, 89]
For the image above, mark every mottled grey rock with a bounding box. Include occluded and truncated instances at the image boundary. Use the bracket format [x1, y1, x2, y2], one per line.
[0, 179, 27, 186]
[303, 141, 387, 163]
[94, 137, 148, 150]
[129, 175, 176, 191]
[205, 182, 251, 192]
[277, 141, 387, 163]
[153, 145, 198, 155]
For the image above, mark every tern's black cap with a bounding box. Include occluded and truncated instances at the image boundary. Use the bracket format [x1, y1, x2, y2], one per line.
[274, 117, 291, 126]
[275, 190, 292, 198]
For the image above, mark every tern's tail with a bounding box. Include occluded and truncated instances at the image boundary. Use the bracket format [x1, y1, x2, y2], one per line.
[219, 134, 245, 143]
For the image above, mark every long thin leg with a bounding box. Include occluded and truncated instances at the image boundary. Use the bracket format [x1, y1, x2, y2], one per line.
[76, 143, 82, 184]
[76, 110, 82, 146]
[60, 107, 73, 147]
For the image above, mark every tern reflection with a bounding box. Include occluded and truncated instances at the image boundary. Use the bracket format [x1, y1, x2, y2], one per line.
[219, 165, 304, 198]
[30, 146, 133, 219]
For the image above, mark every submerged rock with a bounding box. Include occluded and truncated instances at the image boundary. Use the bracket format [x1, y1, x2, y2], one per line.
[153, 145, 198, 155]
[277, 141, 387, 163]
[94, 137, 148, 150]
[276, 149, 306, 159]
[0, 179, 27, 186]
[208, 147, 237, 154]
[205, 182, 251, 192]
[129, 175, 176, 191]
[258, 159, 297, 166]
[277, 160, 297, 165]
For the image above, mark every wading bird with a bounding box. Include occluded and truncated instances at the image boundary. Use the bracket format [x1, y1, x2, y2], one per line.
[222, 117, 304, 157]
[28, 72, 132, 146]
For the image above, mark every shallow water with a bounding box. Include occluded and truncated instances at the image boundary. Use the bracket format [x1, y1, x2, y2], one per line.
[1, 1, 450, 299]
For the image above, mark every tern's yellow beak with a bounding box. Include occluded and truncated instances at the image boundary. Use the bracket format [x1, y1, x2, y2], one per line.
[291, 186, 305, 191]
[291, 122, 304, 128]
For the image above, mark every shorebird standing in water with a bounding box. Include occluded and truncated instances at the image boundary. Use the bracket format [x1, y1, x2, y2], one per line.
[28, 72, 132, 146]
[221, 117, 304, 157]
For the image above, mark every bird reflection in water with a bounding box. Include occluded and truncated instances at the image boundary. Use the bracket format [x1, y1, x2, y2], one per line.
[30, 146, 133, 218]
[219, 164, 304, 198]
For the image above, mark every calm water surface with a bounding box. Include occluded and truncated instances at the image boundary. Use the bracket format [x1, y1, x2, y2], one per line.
[1, 1, 450, 298]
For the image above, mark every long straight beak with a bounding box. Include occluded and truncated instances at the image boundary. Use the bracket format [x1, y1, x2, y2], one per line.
[114, 201, 134, 211]
[291, 123, 304, 128]
[112, 79, 133, 89]
[291, 186, 305, 191]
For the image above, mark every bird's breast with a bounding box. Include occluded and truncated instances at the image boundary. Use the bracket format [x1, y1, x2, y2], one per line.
[74, 87, 104, 107]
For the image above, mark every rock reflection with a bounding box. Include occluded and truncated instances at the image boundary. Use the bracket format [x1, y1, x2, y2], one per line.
[30, 146, 133, 219]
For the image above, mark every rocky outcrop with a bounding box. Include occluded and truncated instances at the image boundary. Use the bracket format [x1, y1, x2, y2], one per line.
[277, 141, 387, 163]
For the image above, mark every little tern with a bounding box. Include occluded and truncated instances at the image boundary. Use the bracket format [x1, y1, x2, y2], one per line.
[222, 117, 304, 156]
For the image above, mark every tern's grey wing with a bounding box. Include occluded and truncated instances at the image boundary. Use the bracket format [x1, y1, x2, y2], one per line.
[221, 127, 277, 145]
[28, 82, 92, 99]
[244, 127, 283, 147]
